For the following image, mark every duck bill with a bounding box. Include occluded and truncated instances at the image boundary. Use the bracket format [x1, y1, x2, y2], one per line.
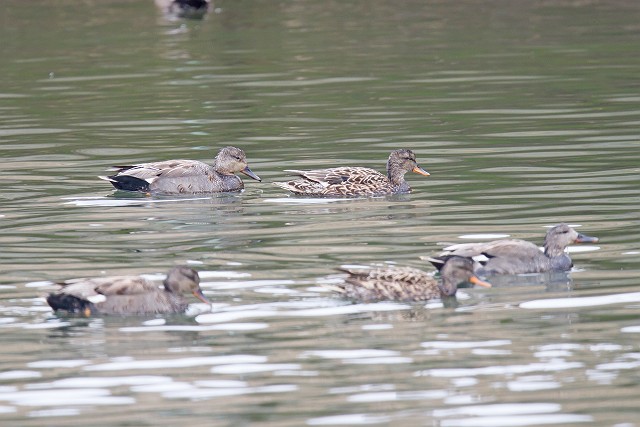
[193, 289, 212, 305]
[469, 276, 492, 288]
[575, 233, 599, 244]
[241, 166, 262, 182]
[412, 165, 430, 176]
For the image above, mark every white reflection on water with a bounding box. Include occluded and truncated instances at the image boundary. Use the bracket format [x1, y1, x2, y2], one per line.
[211, 363, 301, 374]
[434, 403, 592, 426]
[307, 413, 392, 426]
[420, 340, 511, 349]
[416, 361, 583, 377]
[25, 376, 171, 390]
[83, 355, 267, 371]
[348, 390, 447, 403]
[520, 291, 640, 309]
[0, 389, 134, 407]
[163, 384, 298, 400]
[300, 349, 400, 360]
[440, 413, 592, 426]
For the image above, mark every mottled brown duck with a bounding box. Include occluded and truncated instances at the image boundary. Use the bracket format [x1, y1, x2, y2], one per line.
[274, 149, 430, 197]
[100, 146, 261, 195]
[436, 223, 599, 276]
[46, 266, 211, 316]
[329, 256, 491, 302]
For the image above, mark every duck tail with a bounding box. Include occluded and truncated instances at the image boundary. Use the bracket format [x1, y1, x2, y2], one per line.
[99, 175, 150, 192]
[47, 293, 93, 315]
[420, 255, 452, 272]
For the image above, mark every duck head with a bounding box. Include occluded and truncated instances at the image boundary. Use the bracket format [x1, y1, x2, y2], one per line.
[164, 266, 211, 304]
[543, 223, 599, 257]
[386, 149, 430, 190]
[438, 256, 491, 296]
[215, 146, 261, 182]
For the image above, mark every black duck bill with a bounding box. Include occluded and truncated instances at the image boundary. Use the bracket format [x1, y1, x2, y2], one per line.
[241, 166, 262, 182]
[575, 232, 599, 244]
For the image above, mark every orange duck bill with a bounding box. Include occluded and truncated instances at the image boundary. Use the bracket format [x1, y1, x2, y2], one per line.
[469, 275, 492, 288]
[412, 165, 430, 176]
[193, 289, 212, 305]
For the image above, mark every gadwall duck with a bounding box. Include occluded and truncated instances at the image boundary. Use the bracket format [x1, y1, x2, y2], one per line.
[274, 149, 430, 197]
[99, 146, 261, 195]
[435, 223, 599, 276]
[155, 0, 210, 19]
[46, 266, 211, 316]
[328, 256, 491, 302]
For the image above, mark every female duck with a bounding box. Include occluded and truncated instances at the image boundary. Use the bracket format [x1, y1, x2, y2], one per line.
[437, 223, 599, 275]
[46, 266, 211, 316]
[100, 146, 261, 195]
[274, 149, 430, 197]
[329, 256, 491, 302]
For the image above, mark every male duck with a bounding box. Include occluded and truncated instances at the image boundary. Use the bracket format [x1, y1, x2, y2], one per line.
[328, 256, 491, 302]
[155, 0, 210, 19]
[46, 266, 211, 316]
[435, 223, 599, 276]
[100, 146, 261, 195]
[274, 149, 430, 197]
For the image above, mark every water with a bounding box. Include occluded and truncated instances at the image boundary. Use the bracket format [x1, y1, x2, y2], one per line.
[1, 0, 640, 425]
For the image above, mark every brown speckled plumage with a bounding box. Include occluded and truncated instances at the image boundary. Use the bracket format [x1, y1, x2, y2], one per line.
[274, 149, 429, 197]
[330, 256, 490, 302]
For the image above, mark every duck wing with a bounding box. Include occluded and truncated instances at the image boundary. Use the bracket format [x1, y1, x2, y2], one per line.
[57, 276, 157, 297]
[334, 265, 439, 302]
[285, 167, 386, 186]
[441, 239, 542, 259]
[113, 160, 210, 181]
[278, 167, 392, 196]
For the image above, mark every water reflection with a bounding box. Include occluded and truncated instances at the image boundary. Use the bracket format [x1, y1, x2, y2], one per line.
[1, 0, 640, 425]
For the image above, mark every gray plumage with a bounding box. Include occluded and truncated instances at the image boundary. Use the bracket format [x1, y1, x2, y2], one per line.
[438, 223, 599, 275]
[46, 266, 211, 316]
[99, 146, 261, 195]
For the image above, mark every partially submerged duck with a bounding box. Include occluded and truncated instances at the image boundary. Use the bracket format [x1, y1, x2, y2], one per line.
[328, 256, 491, 302]
[436, 223, 599, 276]
[274, 149, 430, 197]
[46, 266, 211, 316]
[99, 146, 261, 195]
[155, 0, 210, 20]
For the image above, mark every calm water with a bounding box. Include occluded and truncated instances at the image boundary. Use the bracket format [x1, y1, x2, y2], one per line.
[1, 0, 640, 425]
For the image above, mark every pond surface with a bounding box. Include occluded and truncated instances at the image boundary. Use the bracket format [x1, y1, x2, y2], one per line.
[1, 0, 640, 425]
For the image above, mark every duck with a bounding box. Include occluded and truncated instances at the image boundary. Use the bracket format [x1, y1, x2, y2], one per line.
[273, 149, 430, 197]
[46, 266, 211, 316]
[434, 223, 599, 276]
[328, 256, 491, 302]
[99, 146, 261, 195]
[155, 0, 210, 20]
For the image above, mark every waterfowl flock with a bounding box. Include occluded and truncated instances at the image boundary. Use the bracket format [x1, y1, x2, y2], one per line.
[43, 145, 600, 316]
